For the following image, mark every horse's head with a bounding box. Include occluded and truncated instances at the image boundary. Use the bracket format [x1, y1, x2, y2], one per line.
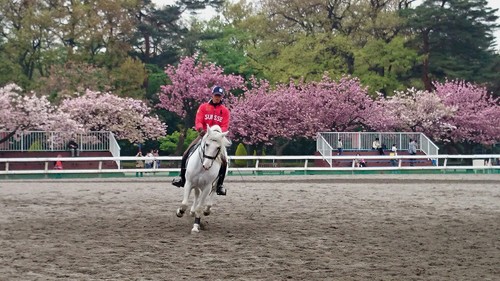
[201, 124, 231, 170]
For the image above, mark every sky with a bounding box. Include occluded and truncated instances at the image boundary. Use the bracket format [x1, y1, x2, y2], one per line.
[152, 0, 500, 50]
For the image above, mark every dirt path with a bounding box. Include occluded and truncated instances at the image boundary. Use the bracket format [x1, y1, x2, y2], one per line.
[1, 174, 499, 280]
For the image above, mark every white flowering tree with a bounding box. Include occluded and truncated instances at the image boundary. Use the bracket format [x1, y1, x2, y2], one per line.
[0, 84, 81, 144]
[59, 90, 167, 143]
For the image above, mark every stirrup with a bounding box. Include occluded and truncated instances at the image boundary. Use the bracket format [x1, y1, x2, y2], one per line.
[172, 177, 184, 188]
[216, 185, 226, 196]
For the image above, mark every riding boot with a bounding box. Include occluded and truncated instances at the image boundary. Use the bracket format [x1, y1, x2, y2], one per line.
[216, 160, 227, 196]
[172, 153, 188, 188]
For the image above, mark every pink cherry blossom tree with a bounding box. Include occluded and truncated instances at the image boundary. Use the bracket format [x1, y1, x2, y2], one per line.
[434, 80, 500, 146]
[232, 78, 325, 155]
[231, 75, 377, 154]
[230, 78, 273, 146]
[369, 80, 500, 151]
[0, 84, 81, 144]
[158, 55, 246, 155]
[59, 90, 166, 143]
[307, 75, 379, 132]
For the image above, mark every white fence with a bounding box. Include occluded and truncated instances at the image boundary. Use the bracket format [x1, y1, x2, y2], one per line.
[0, 155, 499, 175]
[0, 131, 116, 152]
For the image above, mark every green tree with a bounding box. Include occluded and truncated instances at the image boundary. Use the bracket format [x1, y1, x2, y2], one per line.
[253, 34, 355, 84]
[354, 36, 421, 96]
[197, 19, 256, 79]
[0, 0, 145, 92]
[0, 0, 60, 81]
[111, 57, 148, 99]
[0, 47, 29, 87]
[225, 0, 413, 84]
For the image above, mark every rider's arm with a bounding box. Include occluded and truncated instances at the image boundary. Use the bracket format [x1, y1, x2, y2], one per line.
[220, 106, 230, 132]
[195, 104, 206, 132]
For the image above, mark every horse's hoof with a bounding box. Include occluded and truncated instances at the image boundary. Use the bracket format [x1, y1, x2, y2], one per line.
[203, 210, 211, 216]
[176, 209, 184, 218]
[191, 224, 200, 233]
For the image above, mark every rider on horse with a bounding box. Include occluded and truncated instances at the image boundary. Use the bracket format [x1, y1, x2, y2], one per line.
[172, 85, 230, 196]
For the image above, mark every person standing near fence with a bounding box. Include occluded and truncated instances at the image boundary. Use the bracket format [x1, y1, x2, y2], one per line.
[390, 144, 398, 166]
[135, 151, 144, 177]
[67, 139, 79, 157]
[145, 149, 154, 169]
[408, 139, 418, 166]
[153, 149, 160, 169]
[337, 138, 343, 155]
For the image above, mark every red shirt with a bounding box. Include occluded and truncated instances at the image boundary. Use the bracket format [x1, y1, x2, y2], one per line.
[54, 160, 63, 170]
[195, 101, 230, 132]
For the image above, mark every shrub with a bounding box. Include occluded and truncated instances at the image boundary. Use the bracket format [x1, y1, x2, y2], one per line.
[234, 143, 248, 167]
[159, 128, 197, 155]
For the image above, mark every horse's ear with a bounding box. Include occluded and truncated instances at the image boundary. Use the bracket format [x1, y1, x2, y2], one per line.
[206, 124, 211, 134]
[222, 131, 228, 138]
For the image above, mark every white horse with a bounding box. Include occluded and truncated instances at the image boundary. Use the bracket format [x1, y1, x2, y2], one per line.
[176, 124, 231, 233]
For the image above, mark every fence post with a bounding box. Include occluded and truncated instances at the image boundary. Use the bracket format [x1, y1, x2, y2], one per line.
[399, 133, 402, 151]
[358, 133, 361, 150]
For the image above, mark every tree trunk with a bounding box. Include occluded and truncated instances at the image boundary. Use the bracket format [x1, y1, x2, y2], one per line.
[275, 142, 289, 156]
[0, 127, 19, 145]
[422, 29, 432, 91]
[144, 33, 151, 61]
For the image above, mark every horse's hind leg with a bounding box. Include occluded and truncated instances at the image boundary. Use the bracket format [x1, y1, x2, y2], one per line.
[176, 182, 193, 218]
[203, 205, 211, 216]
[203, 189, 217, 216]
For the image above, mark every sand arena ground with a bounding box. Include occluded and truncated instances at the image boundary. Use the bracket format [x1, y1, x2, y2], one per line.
[1, 174, 499, 280]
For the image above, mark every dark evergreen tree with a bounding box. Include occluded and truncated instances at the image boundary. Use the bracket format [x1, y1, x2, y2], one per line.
[402, 0, 499, 90]
[130, 0, 224, 67]
[131, 1, 185, 67]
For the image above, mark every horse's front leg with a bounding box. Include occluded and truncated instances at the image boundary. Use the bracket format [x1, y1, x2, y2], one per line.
[176, 181, 193, 218]
[190, 187, 201, 217]
[191, 185, 212, 233]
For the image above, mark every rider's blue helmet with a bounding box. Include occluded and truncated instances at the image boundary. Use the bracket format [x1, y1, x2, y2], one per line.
[212, 86, 224, 96]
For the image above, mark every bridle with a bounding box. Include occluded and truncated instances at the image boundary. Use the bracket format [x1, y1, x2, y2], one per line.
[199, 136, 221, 169]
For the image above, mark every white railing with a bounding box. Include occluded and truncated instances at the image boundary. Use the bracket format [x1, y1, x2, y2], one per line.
[0, 155, 498, 175]
[109, 132, 121, 168]
[419, 133, 439, 162]
[316, 133, 333, 167]
[317, 132, 440, 162]
[0, 131, 114, 152]
[317, 132, 439, 152]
